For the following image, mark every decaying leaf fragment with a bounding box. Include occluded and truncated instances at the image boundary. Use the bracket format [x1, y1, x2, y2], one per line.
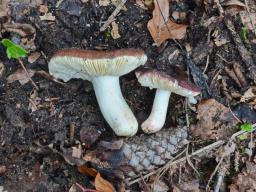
[0, 0, 10, 17]
[191, 99, 238, 140]
[240, 87, 256, 109]
[147, 0, 187, 46]
[95, 173, 116, 192]
[111, 21, 121, 39]
[229, 160, 256, 191]
[7, 68, 35, 85]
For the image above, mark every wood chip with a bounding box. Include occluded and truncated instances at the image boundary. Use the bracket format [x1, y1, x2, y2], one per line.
[28, 52, 41, 63]
[40, 13, 56, 21]
[111, 21, 121, 39]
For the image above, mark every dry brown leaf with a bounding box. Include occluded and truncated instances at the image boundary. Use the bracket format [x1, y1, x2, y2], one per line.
[135, 0, 148, 10]
[240, 87, 256, 108]
[7, 68, 35, 85]
[111, 21, 121, 39]
[229, 160, 256, 191]
[191, 99, 238, 140]
[28, 52, 41, 63]
[99, 0, 110, 6]
[4, 23, 36, 37]
[0, 0, 10, 17]
[78, 166, 98, 177]
[147, 0, 187, 46]
[95, 173, 116, 192]
[39, 5, 49, 13]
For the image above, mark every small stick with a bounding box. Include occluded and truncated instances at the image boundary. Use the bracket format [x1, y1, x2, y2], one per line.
[100, 0, 127, 31]
[18, 58, 39, 90]
[70, 122, 75, 143]
[127, 140, 225, 185]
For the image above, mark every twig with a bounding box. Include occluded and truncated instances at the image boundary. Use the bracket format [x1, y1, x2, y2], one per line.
[244, 0, 256, 37]
[203, 55, 210, 74]
[206, 126, 256, 191]
[214, 0, 224, 16]
[17, 58, 39, 90]
[186, 144, 200, 177]
[100, 0, 127, 31]
[224, 16, 256, 83]
[127, 140, 225, 185]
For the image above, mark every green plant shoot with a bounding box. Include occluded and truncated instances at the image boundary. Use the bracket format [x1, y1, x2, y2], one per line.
[240, 122, 253, 132]
[1, 39, 27, 59]
[241, 27, 249, 43]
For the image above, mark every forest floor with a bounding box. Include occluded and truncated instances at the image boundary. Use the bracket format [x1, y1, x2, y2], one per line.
[0, 0, 256, 191]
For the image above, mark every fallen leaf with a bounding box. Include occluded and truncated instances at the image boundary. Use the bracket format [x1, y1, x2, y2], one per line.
[99, 0, 110, 6]
[40, 13, 56, 21]
[152, 180, 169, 192]
[39, 5, 48, 13]
[3, 23, 36, 37]
[135, 0, 148, 10]
[78, 165, 98, 177]
[229, 159, 256, 191]
[95, 173, 116, 192]
[28, 90, 41, 112]
[28, 52, 41, 63]
[7, 68, 35, 85]
[147, 0, 187, 46]
[111, 21, 121, 39]
[240, 87, 256, 108]
[0, 0, 10, 17]
[191, 99, 238, 140]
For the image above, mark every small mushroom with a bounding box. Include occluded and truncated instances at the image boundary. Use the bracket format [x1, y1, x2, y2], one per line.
[49, 48, 147, 136]
[136, 69, 201, 134]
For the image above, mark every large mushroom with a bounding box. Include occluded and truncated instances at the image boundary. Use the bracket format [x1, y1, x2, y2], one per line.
[49, 48, 147, 136]
[136, 69, 201, 134]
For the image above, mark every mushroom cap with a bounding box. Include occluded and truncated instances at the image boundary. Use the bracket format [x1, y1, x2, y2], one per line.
[49, 48, 147, 82]
[135, 69, 201, 97]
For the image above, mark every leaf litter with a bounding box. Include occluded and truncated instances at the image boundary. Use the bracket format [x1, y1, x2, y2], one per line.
[1, 0, 256, 191]
[147, 0, 187, 46]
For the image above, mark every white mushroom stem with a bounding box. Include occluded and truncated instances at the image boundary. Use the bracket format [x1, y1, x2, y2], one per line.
[142, 89, 171, 134]
[92, 76, 138, 136]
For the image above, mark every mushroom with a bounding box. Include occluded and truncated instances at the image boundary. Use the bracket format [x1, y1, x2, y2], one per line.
[135, 69, 201, 134]
[49, 48, 147, 136]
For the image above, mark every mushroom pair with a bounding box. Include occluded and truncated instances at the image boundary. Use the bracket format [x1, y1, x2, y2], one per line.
[49, 48, 200, 136]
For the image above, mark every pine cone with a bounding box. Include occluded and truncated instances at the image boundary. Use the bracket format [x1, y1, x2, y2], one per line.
[122, 126, 188, 176]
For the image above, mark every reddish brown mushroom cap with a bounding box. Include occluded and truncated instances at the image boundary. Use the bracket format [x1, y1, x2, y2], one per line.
[135, 68, 201, 97]
[49, 48, 147, 82]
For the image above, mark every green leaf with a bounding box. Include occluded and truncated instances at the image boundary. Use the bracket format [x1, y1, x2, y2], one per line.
[1, 38, 27, 59]
[240, 123, 253, 132]
[241, 27, 249, 43]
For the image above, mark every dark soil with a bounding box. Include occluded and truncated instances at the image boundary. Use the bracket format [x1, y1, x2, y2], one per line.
[0, 0, 256, 191]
